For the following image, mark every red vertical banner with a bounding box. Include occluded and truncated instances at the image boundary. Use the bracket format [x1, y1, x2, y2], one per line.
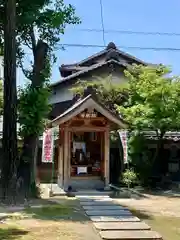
[119, 131, 128, 164]
[42, 128, 54, 163]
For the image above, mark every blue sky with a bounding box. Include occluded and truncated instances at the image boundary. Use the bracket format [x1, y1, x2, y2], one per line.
[18, 0, 180, 85]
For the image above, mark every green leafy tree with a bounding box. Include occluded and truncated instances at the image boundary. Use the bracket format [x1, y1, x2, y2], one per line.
[128, 133, 154, 186]
[71, 75, 127, 113]
[0, 0, 80, 197]
[117, 65, 180, 133]
[117, 64, 180, 179]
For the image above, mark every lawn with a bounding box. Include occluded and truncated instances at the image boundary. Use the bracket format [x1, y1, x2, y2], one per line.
[0, 202, 98, 240]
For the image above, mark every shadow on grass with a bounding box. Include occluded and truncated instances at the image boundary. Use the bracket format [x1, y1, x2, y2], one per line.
[21, 198, 89, 222]
[110, 187, 180, 200]
[110, 189, 149, 200]
[0, 196, 89, 222]
[0, 227, 28, 240]
[128, 208, 153, 220]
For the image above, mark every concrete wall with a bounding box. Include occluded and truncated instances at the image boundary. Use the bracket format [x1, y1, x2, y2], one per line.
[50, 66, 127, 104]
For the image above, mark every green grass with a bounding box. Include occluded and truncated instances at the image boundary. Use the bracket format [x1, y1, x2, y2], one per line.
[23, 204, 73, 219]
[0, 203, 87, 240]
[0, 226, 28, 240]
[128, 207, 180, 240]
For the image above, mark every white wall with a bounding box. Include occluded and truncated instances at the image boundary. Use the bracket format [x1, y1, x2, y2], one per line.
[49, 69, 127, 104]
[49, 86, 74, 104]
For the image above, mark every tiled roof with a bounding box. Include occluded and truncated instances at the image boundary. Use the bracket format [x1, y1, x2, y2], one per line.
[49, 100, 73, 119]
[51, 59, 129, 87]
[49, 94, 127, 129]
[63, 42, 148, 67]
[143, 131, 180, 140]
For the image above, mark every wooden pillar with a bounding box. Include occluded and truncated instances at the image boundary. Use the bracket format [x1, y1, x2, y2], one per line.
[58, 145, 63, 187]
[68, 131, 71, 179]
[104, 127, 110, 189]
[100, 132, 104, 177]
[63, 126, 69, 190]
[58, 127, 63, 187]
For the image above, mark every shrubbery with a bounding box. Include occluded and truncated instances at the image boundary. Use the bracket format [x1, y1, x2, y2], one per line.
[128, 132, 155, 187]
[121, 168, 138, 188]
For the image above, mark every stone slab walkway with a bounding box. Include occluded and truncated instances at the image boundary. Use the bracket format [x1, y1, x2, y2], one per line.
[80, 201, 114, 206]
[94, 222, 151, 231]
[77, 193, 163, 240]
[90, 216, 140, 222]
[86, 209, 132, 216]
[100, 230, 162, 240]
[82, 205, 128, 210]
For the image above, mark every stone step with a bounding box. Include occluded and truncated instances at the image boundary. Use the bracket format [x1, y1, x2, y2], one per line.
[78, 196, 111, 200]
[90, 216, 140, 222]
[80, 200, 114, 206]
[99, 230, 162, 240]
[82, 205, 128, 211]
[70, 179, 105, 190]
[94, 222, 151, 231]
[76, 191, 110, 197]
[85, 210, 132, 216]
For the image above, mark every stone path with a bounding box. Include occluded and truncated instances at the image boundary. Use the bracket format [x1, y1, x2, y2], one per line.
[77, 194, 163, 240]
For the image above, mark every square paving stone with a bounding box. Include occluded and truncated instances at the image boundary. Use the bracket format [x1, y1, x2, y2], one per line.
[93, 222, 151, 231]
[78, 198, 94, 202]
[90, 216, 140, 222]
[82, 205, 128, 211]
[91, 199, 113, 202]
[85, 210, 132, 216]
[77, 196, 110, 199]
[80, 200, 114, 206]
[99, 230, 162, 239]
[78, 197, 110, 202]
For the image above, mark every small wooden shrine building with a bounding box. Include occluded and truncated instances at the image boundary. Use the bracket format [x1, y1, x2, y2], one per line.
[48, 93, 126, 190]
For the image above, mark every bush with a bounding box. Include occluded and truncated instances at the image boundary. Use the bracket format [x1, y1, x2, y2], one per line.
[128, 133, 154, 186]
[121, 168, 138, 188]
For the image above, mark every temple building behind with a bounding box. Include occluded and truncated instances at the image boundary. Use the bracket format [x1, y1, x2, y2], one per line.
[38, 42, 149, 189]
[1, 42, 178, 190]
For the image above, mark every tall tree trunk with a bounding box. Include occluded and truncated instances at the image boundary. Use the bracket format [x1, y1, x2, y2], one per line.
[1, 0, 17, 199]
[19, 40, 48, 197]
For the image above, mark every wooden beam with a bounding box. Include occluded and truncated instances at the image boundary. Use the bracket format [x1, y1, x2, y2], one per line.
[68, 126, 107, 132]
[71, 116, 106, 122]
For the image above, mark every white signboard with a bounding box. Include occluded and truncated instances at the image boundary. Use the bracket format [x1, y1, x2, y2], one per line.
[77, 167, 87, 174]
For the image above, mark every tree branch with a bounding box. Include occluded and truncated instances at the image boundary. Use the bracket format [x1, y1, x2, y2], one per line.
[29, 27, 36, 56]
[19, 58, 30, 79]
[24, 38, 32, 50]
